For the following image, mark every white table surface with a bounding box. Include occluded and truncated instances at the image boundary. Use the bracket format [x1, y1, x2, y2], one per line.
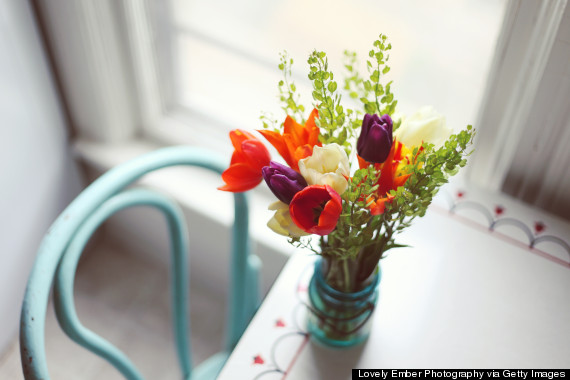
[217, 186, 570, 379]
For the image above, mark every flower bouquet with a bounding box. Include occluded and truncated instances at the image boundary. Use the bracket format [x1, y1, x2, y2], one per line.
[219, 35, 474, 346]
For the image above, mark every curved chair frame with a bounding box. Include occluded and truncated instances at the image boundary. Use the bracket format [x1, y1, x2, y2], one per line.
[20, 146, 259, 379]
[54, 188, 190, 379]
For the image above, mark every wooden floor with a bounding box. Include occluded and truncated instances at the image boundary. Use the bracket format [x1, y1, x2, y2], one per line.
[0, 239, 225, 379]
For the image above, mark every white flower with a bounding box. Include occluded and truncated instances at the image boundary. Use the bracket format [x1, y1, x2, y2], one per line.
[394, 106, 452, 149]
[267, 201, 308, 238]
[298, 143, 350, 195]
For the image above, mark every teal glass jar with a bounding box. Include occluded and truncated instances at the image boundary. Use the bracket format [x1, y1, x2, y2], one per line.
[307, 258, 381, 348]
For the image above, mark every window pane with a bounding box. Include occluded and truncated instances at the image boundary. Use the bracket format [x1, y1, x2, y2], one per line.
[170, 0, 507, 133]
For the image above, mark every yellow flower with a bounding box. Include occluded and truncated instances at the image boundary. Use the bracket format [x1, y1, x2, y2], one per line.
[267, 201, 309, 238]
[298, 143, 350, 195]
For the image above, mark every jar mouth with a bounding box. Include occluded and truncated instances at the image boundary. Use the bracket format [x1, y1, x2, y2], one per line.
[313, 258, 381, 300]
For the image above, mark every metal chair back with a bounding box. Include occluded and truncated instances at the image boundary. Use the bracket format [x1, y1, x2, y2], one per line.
[20, 146, 260, 379]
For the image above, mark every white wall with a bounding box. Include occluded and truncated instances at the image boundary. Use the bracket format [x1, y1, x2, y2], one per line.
[0, 0, 82, 354]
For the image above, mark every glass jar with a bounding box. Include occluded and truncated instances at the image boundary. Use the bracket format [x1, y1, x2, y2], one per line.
[307, 258, 380, 348]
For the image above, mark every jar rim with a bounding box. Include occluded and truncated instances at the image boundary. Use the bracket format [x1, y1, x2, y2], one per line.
[313, 258, 381, 300]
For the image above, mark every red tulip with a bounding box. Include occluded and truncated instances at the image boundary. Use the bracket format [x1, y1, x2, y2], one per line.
[218, 130, 271, 192]
[289, 185, 342, 235]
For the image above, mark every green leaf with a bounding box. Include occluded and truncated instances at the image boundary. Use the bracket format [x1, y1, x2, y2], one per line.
[328, 81, 338, 92]
[338, 128, 347, 143]
[370, 70, 379, 82]
[364, 103, 375, 113]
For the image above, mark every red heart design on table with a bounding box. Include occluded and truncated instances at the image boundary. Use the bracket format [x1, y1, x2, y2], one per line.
[253, 355, 264, 365]
[534, 221, 546, 234]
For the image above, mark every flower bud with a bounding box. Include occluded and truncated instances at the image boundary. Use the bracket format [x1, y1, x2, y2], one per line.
[262, 161, 307, 204]
[393, 106, 452, 149]
[298, 143, 350, 195]
[357, 114, 393, 164]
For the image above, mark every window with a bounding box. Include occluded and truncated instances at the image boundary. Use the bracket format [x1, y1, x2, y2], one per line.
[156, 0, 507, 139]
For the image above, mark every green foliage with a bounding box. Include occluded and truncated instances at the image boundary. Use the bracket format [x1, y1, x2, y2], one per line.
[344, 34, 397, 117]
[386, 127, 474, 236]
[273, 51, 306, 125]
[307, 50, 352, 150]
[270, 36, 400, 153]
[343, 50, 370, 103]
[320, 126, 475, 276]
[259, 111, 279, 131]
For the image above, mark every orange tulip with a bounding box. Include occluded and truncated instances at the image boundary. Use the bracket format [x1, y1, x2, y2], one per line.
[218, 129, 271, 192]
[360, 140, 412, 215]
[258, 109, 321, 172]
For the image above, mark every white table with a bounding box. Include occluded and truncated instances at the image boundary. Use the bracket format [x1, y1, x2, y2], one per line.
[217, 186, 570, 379]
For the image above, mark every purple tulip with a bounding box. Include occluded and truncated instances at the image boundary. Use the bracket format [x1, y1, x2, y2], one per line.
[357, 114, 393, 164]
[262, 161, 308, 204]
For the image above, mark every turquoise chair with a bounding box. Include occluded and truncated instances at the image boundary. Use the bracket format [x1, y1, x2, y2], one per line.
[20, 146, 261, 379]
